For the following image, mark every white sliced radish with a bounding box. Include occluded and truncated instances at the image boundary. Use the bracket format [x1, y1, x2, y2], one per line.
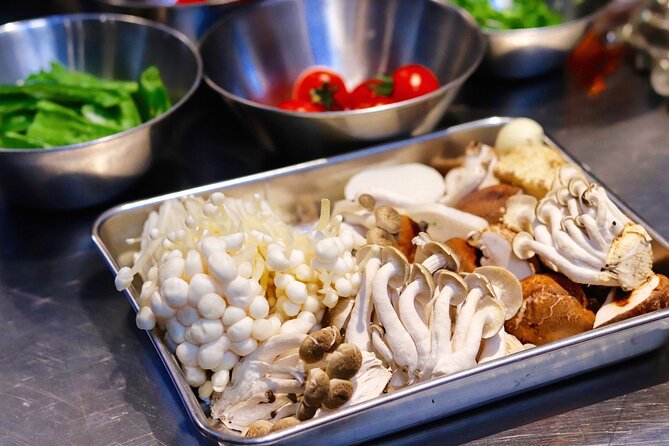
[405, 204, 488, 241]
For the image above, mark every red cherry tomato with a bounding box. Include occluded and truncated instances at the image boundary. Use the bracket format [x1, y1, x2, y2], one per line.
[391, 64, 440, 101]
[278, 99, 325, 112]
[293, 68, 350, 111]
[349, 78, 396, 109]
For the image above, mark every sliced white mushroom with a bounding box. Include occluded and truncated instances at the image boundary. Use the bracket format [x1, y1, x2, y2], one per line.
[345, 163, 446, 205]
[405, 204, 488, 242]
[594, 274, 669, 327]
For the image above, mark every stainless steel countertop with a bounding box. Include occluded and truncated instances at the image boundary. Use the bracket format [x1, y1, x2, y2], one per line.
[2, 3, 669, 445]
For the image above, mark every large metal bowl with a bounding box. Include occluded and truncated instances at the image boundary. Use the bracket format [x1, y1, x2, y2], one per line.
[0, 13, 202, 209]
[480, 0, 611, 78]
[200, 0, 485, 159]
[62, 0, 250, 42]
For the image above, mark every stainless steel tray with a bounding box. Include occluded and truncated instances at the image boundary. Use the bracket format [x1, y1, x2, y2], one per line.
[91, 117, 669, 446]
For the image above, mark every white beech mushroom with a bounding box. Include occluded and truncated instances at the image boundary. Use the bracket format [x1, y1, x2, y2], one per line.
[441, 142, 499, 206]
[433, 296, 506, 376]
[512, 164, 654, 291]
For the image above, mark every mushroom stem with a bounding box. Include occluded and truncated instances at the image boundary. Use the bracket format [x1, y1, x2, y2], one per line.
[451, 287, 484, 352]
[513, 234, 617, 286]
[427, 285, 454, 373]
[346, 257, 381, 351]
[398, 280, 431, 376]
[372, 263, 418, 372]
[370, 324, 395, 365]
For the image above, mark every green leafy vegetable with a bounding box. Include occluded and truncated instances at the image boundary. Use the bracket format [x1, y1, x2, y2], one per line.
[451, 0, 563, 30]
[0, 64, 171, 149]
[135, 66, 172, 122]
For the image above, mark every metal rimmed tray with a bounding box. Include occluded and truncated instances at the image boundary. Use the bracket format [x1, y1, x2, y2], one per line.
[92, 117, 669, 445]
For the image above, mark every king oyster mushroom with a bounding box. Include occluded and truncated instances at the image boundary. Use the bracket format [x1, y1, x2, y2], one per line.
[511, 164, 654, 291]
[594, 274, 669, 327]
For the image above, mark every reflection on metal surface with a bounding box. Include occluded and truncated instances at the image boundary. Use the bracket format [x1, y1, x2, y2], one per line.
[622, 0, 669, 95]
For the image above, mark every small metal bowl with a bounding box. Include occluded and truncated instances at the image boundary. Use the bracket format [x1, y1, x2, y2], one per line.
[480, 0, 611, 78]
[0, 13, 202, 209]
[69, 0, 250, 42]
[200, 0, 485, 159]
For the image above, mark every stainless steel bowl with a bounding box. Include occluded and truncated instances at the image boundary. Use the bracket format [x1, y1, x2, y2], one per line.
[0, 13, 202, 209]
[69, 0, 250, 42]
[479, 0, 611, 78]
[200, 0, 485, 159]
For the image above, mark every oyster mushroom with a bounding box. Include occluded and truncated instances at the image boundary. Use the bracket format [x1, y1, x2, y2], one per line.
[346, 245, 382, 352]
[594, 274, 669, 327]
[371, 246, 417, 373]
[474, 266, 523, 320]
[426, 270, 468, 374]
[433, 296, 505, 376]
[511, 165, 653, 291]
[450, 273, 496, 352]
[413, 235, 460, 274]
[472, 225, 534, 280]
[441, 142, 499, 206]
[212, 333, 307, 431]
[397, 263, 435, 377]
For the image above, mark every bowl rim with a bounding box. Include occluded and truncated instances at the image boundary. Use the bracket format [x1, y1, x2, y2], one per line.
[90, 0, 248, 9]
[200, 0, 486, 118]
[0, 12, 203, 154]
[482, 0, 611, 36]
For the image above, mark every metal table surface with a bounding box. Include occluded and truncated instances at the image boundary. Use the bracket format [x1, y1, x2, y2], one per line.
[3, 3, 669, 446]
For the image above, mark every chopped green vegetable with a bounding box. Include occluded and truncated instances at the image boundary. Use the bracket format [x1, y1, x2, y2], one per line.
[135, 66, 172, 122]
[450, 0, 563, 30]
[0, 64, 171, 149]
[26, 62, 139, 94]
